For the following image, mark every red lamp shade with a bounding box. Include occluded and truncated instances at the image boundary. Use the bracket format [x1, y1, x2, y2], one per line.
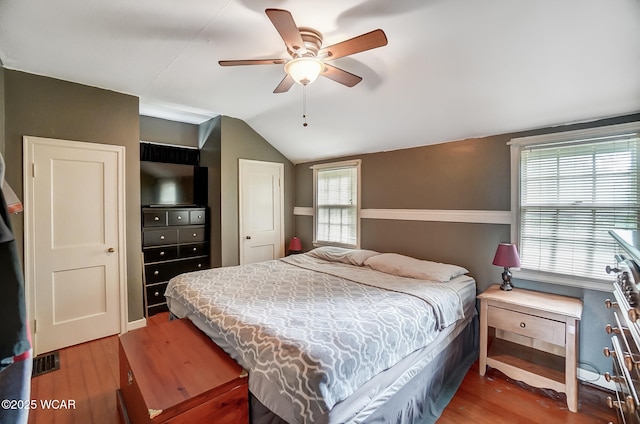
[288, 237, 302, 253]
[492, 243, 521, 268]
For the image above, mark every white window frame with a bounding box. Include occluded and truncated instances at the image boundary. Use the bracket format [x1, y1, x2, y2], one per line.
[312, 159, 362, 248]
[509, 121, 640, 291]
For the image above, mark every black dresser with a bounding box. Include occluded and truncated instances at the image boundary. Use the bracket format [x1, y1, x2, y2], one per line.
[142, 207, 210, 316]
[605, 229, 640, 422]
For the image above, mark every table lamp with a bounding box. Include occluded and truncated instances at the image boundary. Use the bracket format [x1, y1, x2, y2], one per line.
[492, 243, 521, 291]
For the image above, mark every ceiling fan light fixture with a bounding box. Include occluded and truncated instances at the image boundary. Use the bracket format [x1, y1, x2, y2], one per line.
[284, 57, 324, 86]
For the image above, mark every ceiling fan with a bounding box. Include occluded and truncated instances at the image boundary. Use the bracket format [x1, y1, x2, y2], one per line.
[219, 8, 388, 93]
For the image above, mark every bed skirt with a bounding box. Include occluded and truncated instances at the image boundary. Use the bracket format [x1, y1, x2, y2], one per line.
[250, 314, 479, 424]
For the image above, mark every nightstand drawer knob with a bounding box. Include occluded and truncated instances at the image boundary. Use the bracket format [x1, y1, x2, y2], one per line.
[519, 322, 526, 328]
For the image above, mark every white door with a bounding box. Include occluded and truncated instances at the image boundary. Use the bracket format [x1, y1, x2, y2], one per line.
[239, 159, 284, 265]
[23, 136, 126, 355]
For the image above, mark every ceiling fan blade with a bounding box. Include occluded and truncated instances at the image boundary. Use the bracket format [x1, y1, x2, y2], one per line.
[265, 8, 307, 56]
[319, 29, 388, 60]
[273, 74, 295, 93]
[219, 59, 286, 66]
[321, 64, 362, 87]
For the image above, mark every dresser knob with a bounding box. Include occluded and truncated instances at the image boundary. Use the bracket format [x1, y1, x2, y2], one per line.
[197, 215, 202, 219]
[160, 251, 165, 256]
[154, 291, 160, 297]
[177, 216, 182, 220]
[193, 247, 197, 252]
[604, 372, 622, 383]
[625, 354, 634, 372]
[154, 270, 159, 276]
[197, 263, 202, 268]
[606, 265, 620, 274]
[160, 235, 165, 240]
[154, 216, 159, 221]
[519, 322, 526, 328]
[605, 324, 620, 334]
[193, 233, 197, 237]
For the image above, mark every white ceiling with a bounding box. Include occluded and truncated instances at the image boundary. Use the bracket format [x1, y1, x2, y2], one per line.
[1, 0, 639, 164]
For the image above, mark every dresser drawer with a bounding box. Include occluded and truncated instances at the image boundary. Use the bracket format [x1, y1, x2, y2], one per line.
[143, 246, 179, 263]
[145, 261, 184, 284]
[180, 257, 210, 274]
[145, 257, 210, 284]
[179, 227, 206, 243]
[168, 210, 190, 225]
[487, 305, 566, 346]
[145, 282, 168, 306]
[143, 210, 167, 227]
[143, 229, 178, 246]
[190, 209, 206, 225]
[179, 243, 208, 258]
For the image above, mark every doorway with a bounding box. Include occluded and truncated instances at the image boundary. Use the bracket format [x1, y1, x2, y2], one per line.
[23, 136, 126, 355]
[238, 159, 284, 265]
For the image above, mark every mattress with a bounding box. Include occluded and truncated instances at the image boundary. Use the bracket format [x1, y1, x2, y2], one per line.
[165, 251, 477, 424]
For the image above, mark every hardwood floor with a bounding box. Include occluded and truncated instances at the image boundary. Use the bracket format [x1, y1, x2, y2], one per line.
[28, 313, 616, 423]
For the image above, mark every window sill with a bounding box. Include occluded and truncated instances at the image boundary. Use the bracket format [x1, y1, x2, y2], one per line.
[511, 269, 612, 292]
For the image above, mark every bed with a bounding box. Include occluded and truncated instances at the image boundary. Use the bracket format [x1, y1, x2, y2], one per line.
[165, 247, 479, 424]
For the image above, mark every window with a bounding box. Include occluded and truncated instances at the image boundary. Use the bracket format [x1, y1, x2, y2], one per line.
[312, 160, 361, 248]
[510, 122, 640, 289]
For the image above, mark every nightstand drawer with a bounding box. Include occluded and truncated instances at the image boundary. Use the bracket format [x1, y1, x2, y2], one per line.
[487, 305, 565, 346]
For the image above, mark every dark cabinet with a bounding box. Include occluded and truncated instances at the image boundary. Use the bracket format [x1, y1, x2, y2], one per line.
[141, 207, 209, 316]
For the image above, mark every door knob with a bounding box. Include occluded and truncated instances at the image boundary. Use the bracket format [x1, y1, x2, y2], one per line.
[107, 247, 115, 253]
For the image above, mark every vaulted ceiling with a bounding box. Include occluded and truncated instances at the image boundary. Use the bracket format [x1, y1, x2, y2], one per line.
[1, 0, 639, 163]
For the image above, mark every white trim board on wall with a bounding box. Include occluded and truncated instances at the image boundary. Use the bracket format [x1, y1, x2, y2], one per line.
[294, 207, 510, 225]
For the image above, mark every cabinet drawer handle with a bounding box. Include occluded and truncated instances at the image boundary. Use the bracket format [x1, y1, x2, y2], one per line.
[520, 322, 526, 328]
[159, 251, 165, 256]
[160, 235, 165, 240]
[192, 247, 197, 252]
[154, 216, 159, 221]
[154, 270, 159, 276]
[192, 233, 197, 237]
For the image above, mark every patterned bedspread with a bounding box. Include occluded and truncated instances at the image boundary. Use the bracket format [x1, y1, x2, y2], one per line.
[165, 254, 465, 423]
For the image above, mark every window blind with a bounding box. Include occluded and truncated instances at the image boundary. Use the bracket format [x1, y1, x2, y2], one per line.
[315, 164, 358, 247]
[519, 132, 640, 281]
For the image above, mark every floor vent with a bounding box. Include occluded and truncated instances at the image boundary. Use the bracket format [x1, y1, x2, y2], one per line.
[31, 351, 60, 378]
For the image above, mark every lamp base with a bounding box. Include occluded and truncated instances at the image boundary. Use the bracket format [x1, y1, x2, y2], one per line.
[500, 281, 514, 291]
[499, 267, 514, 291]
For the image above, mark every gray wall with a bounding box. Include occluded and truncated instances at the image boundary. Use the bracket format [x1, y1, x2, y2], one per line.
[2, 69, 144, 321]
[199, 116, 222, 267]
[294, 112, 640, 376]
[140, 115, 199, 148]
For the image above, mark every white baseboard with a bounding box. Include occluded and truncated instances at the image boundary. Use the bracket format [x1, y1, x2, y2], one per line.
[126, 317, 147, 332]
[578, 367, 615, 392]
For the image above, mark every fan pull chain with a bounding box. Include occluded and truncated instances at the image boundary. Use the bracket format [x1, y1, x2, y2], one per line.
[302, 85, 308, 127]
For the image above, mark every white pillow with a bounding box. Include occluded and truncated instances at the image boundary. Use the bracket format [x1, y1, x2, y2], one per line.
[306, 246, 380, 266]
[364, 253, 468, 282]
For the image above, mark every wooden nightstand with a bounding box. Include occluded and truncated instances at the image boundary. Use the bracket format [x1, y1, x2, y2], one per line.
[477, 285, 583, 412]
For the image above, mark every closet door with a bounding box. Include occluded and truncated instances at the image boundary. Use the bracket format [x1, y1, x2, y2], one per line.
[24, 136, 126, 355]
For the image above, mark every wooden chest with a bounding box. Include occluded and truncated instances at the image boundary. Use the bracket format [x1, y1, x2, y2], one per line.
[117, 318, 248, 424]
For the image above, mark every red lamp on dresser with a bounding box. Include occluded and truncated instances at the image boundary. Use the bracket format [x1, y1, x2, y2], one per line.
[492, 243, 521, 291]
